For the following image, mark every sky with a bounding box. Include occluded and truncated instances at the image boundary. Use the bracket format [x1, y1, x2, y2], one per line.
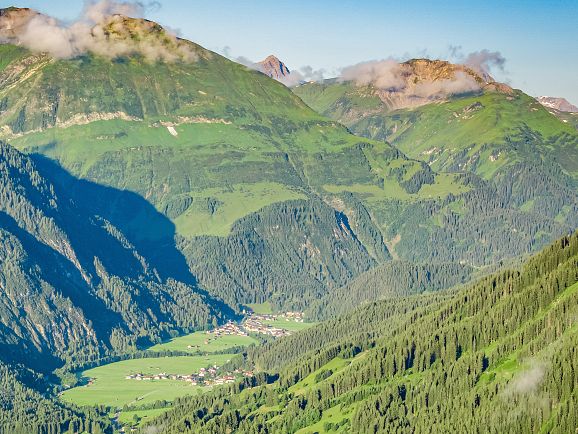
[2, 0, 578, 104]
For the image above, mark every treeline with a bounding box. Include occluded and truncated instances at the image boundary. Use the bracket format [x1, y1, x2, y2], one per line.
[142, 231, 578, 433]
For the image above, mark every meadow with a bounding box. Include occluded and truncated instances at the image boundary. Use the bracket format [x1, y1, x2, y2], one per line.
[60, 354, 233, 408]
[60, 329, 259, 429]
[261, 318, 317, 332]
[148, 330, 258, 353]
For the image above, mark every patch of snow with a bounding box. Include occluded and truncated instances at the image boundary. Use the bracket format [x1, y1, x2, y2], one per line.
[167, 126, 178, 136]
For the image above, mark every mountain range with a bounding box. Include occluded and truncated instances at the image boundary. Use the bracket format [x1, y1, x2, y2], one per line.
[0, 6, 577, 433]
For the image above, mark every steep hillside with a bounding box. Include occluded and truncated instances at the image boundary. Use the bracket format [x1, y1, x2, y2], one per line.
[0, 362, 112, 433]
[294, 66, 578, 178]
[0, 141, 226, 373]
[146, 231, 578, 434]
[305, 260, 473, 320]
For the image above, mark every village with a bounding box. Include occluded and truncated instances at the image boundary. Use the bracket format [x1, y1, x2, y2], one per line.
[209, 311, 305, 338]
[125, 366, 253, 387]
[124, 311, 304, 388]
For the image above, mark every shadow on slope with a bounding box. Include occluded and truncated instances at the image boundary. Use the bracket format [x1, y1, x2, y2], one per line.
[31, 153, 196, 286]
[29, 154, 237, 325]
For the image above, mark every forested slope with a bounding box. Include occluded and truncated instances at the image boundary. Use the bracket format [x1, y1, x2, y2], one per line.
[0, 141, 225, 373]
[146, 231, 578, 433]
[294, 70, 578, 267]
[0, 362, 112, 434]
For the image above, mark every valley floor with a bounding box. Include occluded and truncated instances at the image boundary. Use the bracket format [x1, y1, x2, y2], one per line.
[60, 315, 315, 430]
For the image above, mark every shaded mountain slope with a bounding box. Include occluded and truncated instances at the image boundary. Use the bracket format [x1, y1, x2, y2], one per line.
[0, 141, 225, 373]
[0, 362, 112, 433]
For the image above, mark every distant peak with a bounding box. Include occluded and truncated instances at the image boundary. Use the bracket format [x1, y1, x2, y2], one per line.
[256, 55, 291, 80]
[537, 96, 578, 113]
[263, 54, 282, 62]
[339, 58, 513, 111]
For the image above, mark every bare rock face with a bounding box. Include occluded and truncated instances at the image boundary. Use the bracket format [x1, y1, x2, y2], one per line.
[256, 55, 291, 80]
[537, 96, 578, 113]
[339, 58, 515, 111]
[0, 7, 39, 40]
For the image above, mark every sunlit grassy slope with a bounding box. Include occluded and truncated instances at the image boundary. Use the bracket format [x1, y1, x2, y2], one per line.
[294, 82, 578, 179]
[0, 44, 449, 240]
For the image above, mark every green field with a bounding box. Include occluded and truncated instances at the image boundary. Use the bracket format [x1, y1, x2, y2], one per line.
[262, 318, 317, 332]
[148, 330, 258, 353]
[60, 327, 260, 429]
[60, 355, 232, 408]
[246, 302, 274, 314]
[117, 407, 169, 428]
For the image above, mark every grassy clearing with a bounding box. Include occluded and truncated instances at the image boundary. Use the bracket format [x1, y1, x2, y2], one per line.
[261, 318, 317, 332]
[295, 404, 355, 434]
[246, 302, 274, 314]
[289, 357, 351, 395]
[323, 172, 468, 202]
[60, 355, 232, 408]
[148, 331, 258, 353]
[117, 407, 168, 428]
[174, 182, 306, 237]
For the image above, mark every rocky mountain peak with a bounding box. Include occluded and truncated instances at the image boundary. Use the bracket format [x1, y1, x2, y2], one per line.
[0, 7, 200, 62]
[256, 55, 291, 80]
[537, 96, 578, 113]
[339, 57, 512, 111]
[403, 58, 490, 84]
[0, 7, 39, 39]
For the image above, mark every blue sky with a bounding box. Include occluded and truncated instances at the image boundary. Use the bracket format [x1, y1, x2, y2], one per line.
[3, 0, 578, 103]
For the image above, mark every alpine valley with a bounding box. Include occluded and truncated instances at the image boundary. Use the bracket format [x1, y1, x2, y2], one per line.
[0, 4, 577, 434]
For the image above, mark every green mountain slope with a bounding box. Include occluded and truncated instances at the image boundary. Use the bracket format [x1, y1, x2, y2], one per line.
[547, 107, 578, 130]
[147, 231, 578, 434]
[293, 69, 578, 178]
[305, 260, 473, 320]
[0, 11, 471, 314]
[293, 65, 578, 266]
[1, 37, 573, 280]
